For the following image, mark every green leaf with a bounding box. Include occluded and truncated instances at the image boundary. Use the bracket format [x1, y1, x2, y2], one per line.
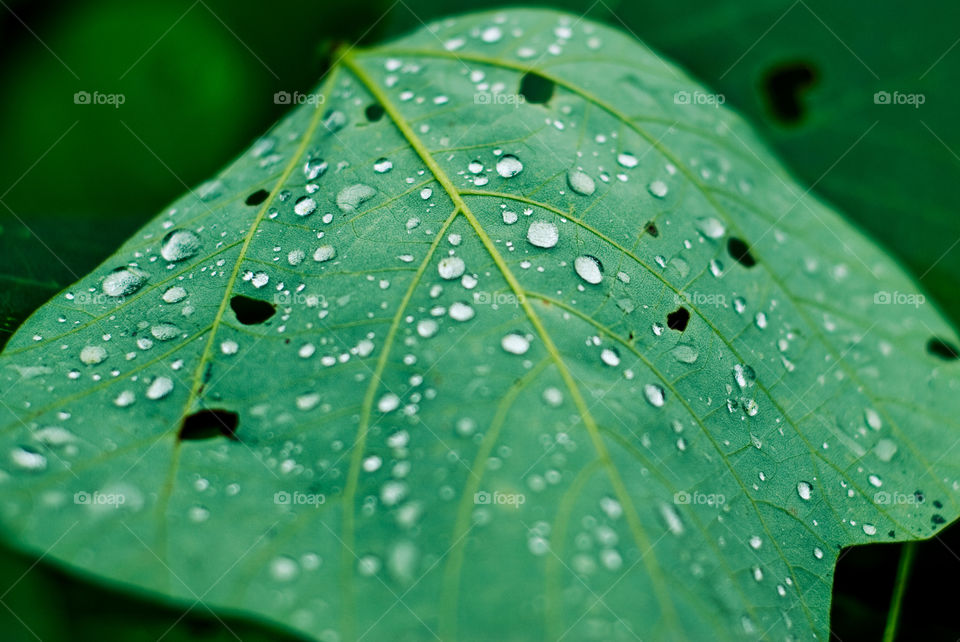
[1, 9, 958, 640]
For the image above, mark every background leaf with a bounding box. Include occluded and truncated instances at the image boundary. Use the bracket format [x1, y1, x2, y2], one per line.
[2, 8, 960, 641]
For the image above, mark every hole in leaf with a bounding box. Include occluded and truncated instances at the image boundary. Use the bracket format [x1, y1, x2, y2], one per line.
[230, 295, 276, 325]
[245, 189, 269, 206]
[645, 221, 659, 237]
[763, 62, 816, 124]
[365, 103, 384, 122]
[519, 71, 554, 104]
[179, 409, 239, 441]
[727, 237, 757, 268]
[667, 307, 690, 332]
[927, 337, 960, 360]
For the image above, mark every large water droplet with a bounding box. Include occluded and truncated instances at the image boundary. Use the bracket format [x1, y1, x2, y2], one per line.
[574, 255, 603, 284]
[102, 267, 149, 297]
[80, 345, 107, 365]
[336, 184, 376, 212]
[567, 169, 596, 196]
[438, 257, 465, 280]
[501, 333, 530, 355]
[644, 384, 665, 407]
[527, 221, 558, 248]
[160, 229, 201, 262]
[496, 154, 523, 178]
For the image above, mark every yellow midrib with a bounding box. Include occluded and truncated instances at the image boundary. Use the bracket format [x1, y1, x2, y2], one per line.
[342, 50, 681, 638]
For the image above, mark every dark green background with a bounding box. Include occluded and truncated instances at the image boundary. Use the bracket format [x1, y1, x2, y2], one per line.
[1, 0, 958, 639]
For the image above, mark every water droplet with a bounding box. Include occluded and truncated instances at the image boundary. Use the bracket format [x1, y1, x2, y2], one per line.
[644, 384, 665, 407]
[481, 26, 502, 43]
[862, 523, 877, 536]
[373, 158, 393, 173]
[337, 184, 376, 212]
[162, 286, 187, 304]
[449, 301, 475, 322]
[749, 535, 762, 549]
[417, 319, 439, 338]
[600, 348, 620, 367]
[617, 153, 638, 168]
[574, 255, 603, 284]
[527, 221, 558, 248]
[378, 393, 400, 413]
[102, 267, 149, 297]
[648, 180, 668, 198]
[567, 169, 596, 196]
[11, 446, 46, 471]
[868, 474, 883, 488]
[294, 196, 317, 217]
[501, 333, 530, 355]
[114, 390, 135, 407]
[468, 160, 484, 173]
[864, 408, 882, 431]
[313, 245, 336, 262]
[147, 376, 173, 400]
[797, 481, 812, 501]
[151, 323, 180, 341]
[160, 229, 201, 262]
[874, 439, 897, 462]
[270, 555, 300, 582]
[543, 387, 563, 407]
[304, 158, 328, 180]
[496, 154, 523, 178]
[697, 217, 726, 239]
[813, 547, 824, 560]
[438, 257, 465, 280]
[670, 344, 698, 364]
[220, 340, 239, 355]
[80, 345, 107, 365]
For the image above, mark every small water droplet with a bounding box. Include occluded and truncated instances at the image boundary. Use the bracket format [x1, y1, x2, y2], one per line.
[644, 384, 665, 407]
[147, 376, 173, 400]
[797, 481, 812, 501]
[501, 333, 530, 355]
[438, 257, 465, 280]
[102, 267, 149, 297]
[80, 345, 107, 365]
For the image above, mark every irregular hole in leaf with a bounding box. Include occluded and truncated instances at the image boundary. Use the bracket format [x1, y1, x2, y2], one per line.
[727, 237, 757, 268]
[519, 71, 555, 104]
[667, 306, 690, 332]
[230, 295, 276, 325]
[244, 189, 269, 206]
[763, 62, 817, 124]
[179, 409, 239, 441]
[927, 337, 960, 360]
[645, 221, 659, 237]
[365, 103, 385, 122]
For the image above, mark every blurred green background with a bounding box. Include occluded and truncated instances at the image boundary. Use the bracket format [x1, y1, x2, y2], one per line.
[1, 0, 958, 639]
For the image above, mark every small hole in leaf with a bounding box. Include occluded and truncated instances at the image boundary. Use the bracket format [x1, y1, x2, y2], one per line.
[179, 409, 239, 441]
[927, 337, 960, 360]
[727, 237, 757, 268]
[667, 307, 690, 332]
[519, 71, 554, 104]
[645, 221, 659, 237]
[763, 62, 817, 124]
[230, 295, 276, 325]
[365, 103, 384, 121]
[245, 189, 269, 206]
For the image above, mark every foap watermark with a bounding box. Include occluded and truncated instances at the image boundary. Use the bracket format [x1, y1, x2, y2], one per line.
[874, 491, 925, 506]
[675, 291, 726, 307]
[674, 90, 725, 107]
[873, 91, 925, 108]
[74, 91, 125, 108]
[473, 291, 525, 307]
[674, 490, 725, 507]
[70, 291, 119, 306]
[474, 490, 525, 508]
[874, 291, 925, 308]
[274, 91, 325, 106]
[274, 490, 326, 507]
[74, 490, 126, 508]
[474, 92, 526, 107]
[274, 292, 327, 307]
